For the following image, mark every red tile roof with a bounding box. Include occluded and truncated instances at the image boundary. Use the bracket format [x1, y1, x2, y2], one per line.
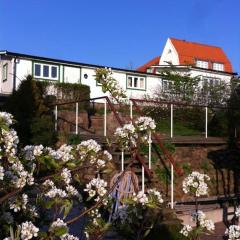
[137, 56, 160, 72]
[170, 38, 233, 72]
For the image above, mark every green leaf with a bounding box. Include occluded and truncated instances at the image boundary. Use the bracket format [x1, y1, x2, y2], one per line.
[54, 226, 68, 237]
[63, 200, 73, 219]
[44, 199, 55, 209]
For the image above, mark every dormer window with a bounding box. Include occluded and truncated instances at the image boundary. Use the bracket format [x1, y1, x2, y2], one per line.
[213, 62, 224, 71]
[196, 60, 208, 69]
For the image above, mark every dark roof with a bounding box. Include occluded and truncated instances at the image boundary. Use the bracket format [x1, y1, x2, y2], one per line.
[0, 50, 161, 77]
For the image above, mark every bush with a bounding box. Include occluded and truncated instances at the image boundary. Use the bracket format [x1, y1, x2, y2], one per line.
[145, 208, 185, 240]
[4, 75, 55, 146]
[4, 75, 90, 146]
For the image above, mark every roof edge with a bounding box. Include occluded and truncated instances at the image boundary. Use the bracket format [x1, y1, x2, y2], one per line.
[0, 50, 162, 77]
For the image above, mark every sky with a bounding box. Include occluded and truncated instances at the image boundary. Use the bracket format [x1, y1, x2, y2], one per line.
[0, 0, 240, 73]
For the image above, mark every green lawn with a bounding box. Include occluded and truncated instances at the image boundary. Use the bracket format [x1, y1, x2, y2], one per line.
[156, 119, 203, 136]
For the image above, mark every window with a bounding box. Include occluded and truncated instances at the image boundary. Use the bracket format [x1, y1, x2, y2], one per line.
[146, 68, 153, 73]
[2, 63, 8, 82]
[127, 75, 146, 90]
[51, 66, 57, 78]
[162, 79, 173, 92]
[34, 64, 41, 77]
[43, 65, 49, 77]
[213, 62, 224, 71]
[202, 77, 220, 90]
[196, 60, 209, 69]
[33, 63, 58, 80]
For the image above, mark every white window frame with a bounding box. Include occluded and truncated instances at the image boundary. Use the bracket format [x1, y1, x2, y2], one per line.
[162, 79, 173, 92]
[213, 62, 224, 71]
[127, 75, 146, 90]
[33, 62, 59, 80]
[196, 60, 209, 69]
[2, 63, 8, 82]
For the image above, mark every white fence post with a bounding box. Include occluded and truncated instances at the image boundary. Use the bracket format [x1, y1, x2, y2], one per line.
[171, 164, 174, 209]
[75, 102, 78, 135]
[130, 100, 133, 121]
[55, 105, 58, 131]
[170, 103, 174, 209]
[142, 166, 145, 192]
[148, 132, 152, 169]
[170, 104, 173, 138]
[121, 150, 124, 172]
[104, 99, 107, 137]
[205, 106, 208, 139]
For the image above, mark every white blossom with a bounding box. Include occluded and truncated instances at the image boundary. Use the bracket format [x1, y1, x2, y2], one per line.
[0, 165, 4, 180]
[133, 191, 149, 205]
[20, 221, 39, 240]
[235, 207, 240, 218]
[147, 188, 164, 204]
[114, 123, 138, 149]
[60, 234, 79, 240]
[50, 218, 67, 232]
[225, 225, 240, 240]
[66, 185, 79, 197]
[84, 178, 107, 199]
[180, 224, 193, 237]
[0, 112, 14, 126]
[45, 188, 67, 198]
[43, 179, 55, 188]
[9, 194, 28, 213]
[61, 168, 72, 185]
[135, 117, 156, 132]
[23, 145, 44, 160]
[182, 171, 210, 197]
[48, 145, 74, 162]
[77, 139, 101, 159]
[2, 129, 19, 158]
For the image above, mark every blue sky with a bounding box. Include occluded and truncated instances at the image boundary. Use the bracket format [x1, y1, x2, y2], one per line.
[1, 0, 240, 73]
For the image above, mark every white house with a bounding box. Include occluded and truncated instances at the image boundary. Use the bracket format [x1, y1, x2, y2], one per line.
[137, 38, 236, 92]
[0, 51, 162, 100]
[0, 38, 236, 101]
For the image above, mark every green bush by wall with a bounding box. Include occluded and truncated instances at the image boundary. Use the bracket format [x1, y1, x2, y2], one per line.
[4, 75, 90, 146]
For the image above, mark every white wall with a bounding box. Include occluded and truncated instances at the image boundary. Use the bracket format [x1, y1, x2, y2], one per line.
[0, 55, 232, 102]
[81, 67, 109, 99]
[64, 66, 81, 83]
[190, 68, 232, 84]
[160, 38, 179, 65]
[15, 59, 32, 89]
[0, 57, 13, 94]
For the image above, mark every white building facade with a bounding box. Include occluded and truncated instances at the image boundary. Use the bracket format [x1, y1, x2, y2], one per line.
[0, 38, 236, 101]
[0, 51, 162, 100]
[137, 38, 236, 93]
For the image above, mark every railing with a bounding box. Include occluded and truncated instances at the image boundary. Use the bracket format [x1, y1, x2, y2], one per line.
[53, 96, 184, 208]
[129, 98, 235, 140]
[53, 96, 153, 178]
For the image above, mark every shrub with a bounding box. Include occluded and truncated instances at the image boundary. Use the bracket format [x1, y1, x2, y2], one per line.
[4, 75, 90, 146]
[4, 75, 55, 146]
